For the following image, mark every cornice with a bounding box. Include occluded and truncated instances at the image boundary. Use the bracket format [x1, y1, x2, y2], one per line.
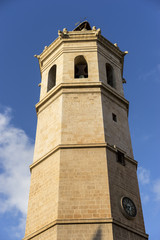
[30, 143, 107, 170]
[101, 82, 129, 108]
[30, 142, 137, 171]
[23, 218, 113, 240]
[98, 34, 124, 59]
[23, 217, 148, 240]
[36, 30, 126, 74]
[39, 31, 98, 61]
[97, 46, 122, 69]
[41, 45, 98, 73]
[112, 218, 148, 239]
[36, 82, 129, 114]
[106, 144, 137, 166]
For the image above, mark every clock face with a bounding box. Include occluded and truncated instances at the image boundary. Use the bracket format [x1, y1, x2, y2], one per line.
[121, 197, 137, 218]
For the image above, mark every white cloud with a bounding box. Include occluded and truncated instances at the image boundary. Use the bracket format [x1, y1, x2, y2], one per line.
[153, 179, 160, 201]
[139, 64, 160, 83]
[138, 167, 160, 204]
[0, 107, 34, 235]
[11, 216, 27, 238]
[141, 135, 151, 141]
[138, 167, 150, 185]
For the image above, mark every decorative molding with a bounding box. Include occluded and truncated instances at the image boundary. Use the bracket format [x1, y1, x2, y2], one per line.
[106, 144, 137, 166]
[30, 142, 137, 171]
[97, 45, 122, 69]
[36, 82, 129, 114]
[98, 35, 124, 58]
[41, 45, 98, 72]
[38, 30, 125, 71]
[30, 143, 107, 170]
[23, 217, 148, 240]
[113, 218, 148, 239]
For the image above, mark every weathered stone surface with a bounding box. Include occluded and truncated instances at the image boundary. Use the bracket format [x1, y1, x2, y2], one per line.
[23, 23, 148, 240]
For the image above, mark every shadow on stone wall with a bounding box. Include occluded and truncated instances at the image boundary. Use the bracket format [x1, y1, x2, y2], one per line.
[92, 227, 102, 240]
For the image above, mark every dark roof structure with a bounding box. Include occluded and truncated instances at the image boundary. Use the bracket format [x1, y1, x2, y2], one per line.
[73, 21, 91, 31]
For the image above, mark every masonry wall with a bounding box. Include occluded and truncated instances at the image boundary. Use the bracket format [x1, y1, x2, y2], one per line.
[33, 95, 62, 162]
[61, 89, 105, 144]
[40, 40, 100, 101]
[26, 226, 57, 240]
[62, 42, 99, 83]
[40, 45, 64, 100]
[57, 223, 113, 240]
[101, 92, 133, 158]
[112, 225, 148, 240]
[24, 30, 148, 240]
[58, 147, 111, 220]
[107, 149, 146, 233]
[97, 44, 124, 96]
[25, 151, 60, 236]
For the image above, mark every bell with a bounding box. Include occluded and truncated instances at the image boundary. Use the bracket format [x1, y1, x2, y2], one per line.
[79, 75, 85, 78]
[75, 64, 88, 78]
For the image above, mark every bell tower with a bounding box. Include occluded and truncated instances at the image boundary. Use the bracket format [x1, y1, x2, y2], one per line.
[23, 21, 148, 240]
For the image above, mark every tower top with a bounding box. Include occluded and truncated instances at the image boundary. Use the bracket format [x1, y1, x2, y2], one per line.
[73, 21, 91, 31]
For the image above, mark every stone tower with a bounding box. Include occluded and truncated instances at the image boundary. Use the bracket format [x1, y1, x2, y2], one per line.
[23, 21, 148, 240]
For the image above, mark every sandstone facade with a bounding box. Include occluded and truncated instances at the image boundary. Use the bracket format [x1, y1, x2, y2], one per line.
[23, 22, 148, 240]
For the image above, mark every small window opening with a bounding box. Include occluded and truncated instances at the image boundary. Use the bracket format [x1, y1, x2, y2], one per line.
[75, 55, 88, 78]
[117, 151, 125, 166]
[112, 113, 117, 122]
[106, 63, 115, 88]
[47, 65, 56, 92]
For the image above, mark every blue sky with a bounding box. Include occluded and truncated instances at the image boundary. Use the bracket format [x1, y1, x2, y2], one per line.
[0, 0, 159, 239]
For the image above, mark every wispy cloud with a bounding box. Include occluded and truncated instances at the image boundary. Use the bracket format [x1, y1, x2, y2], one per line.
[142, 135, 151, 141]
[138, 166, 150, 185]
[138, 166, 160, 206]
[139, 64, 160, 83]
[0, 107, 34, 236]
[153, 179, 160, 201]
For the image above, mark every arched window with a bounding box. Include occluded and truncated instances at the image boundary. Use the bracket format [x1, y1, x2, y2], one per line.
[74, 55, 88, 78]
[106, 63, 115, 88]
[47, 65, 56, 92]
